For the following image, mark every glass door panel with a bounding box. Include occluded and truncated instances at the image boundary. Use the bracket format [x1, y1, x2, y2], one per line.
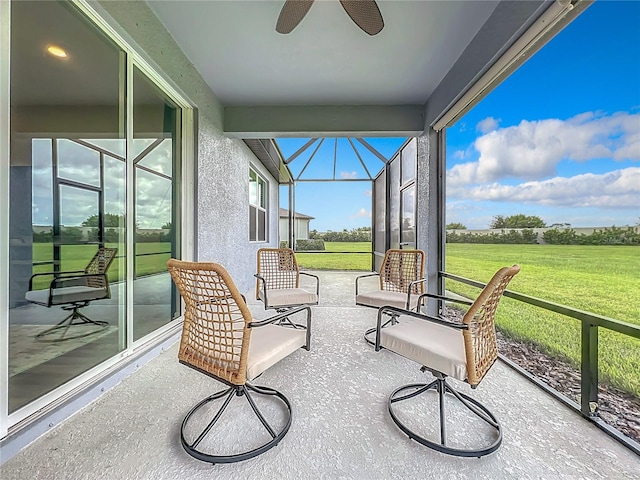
[132, 66, 181, 341]
[389, 157, 400, 250]
[8, 0, 126, 412]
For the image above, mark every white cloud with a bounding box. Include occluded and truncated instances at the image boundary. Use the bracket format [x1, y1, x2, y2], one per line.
[449, 167, 640, 209]
[349, 208, 371, 219]
[449, 111, 640, 185]
[452, 150, 466, 160]
[476, 116, 500, 134]
[364, 189, 372, 197]
[32, 138, 173, 228]
[340, 171, 358, 179]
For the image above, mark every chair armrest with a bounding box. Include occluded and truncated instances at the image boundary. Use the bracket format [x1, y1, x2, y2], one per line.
[254, 273, 268, 305]
[355, 272, 379, 296]
[375, 305, 467, 351]
[299, 271, 320, 296]
[407, 278, 428, 311]
[416, 292, 474, 310]
[248, 305, 312, 350]
[28, 270, 85, 290]
[51, 273, 108, 290]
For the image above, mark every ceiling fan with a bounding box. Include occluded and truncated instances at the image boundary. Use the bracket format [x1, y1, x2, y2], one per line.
[276, 0, 384, 36]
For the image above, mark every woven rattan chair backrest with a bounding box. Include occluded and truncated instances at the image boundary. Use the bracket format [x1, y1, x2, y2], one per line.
[256, 248, 300, 292]
[462, 265, 520, 386]
[379, 249, 425, 295]
[167, 259, 253, 386]
[84, 247, 117, 288]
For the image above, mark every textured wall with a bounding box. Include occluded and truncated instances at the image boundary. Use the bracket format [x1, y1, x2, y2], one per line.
[94, 1, 279, 294]
[416, 133, 441, 315]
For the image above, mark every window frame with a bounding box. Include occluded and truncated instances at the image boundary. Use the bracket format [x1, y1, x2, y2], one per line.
[249, 166, 268, 242]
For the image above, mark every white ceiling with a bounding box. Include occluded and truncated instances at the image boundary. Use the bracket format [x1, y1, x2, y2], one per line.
[145, 0, 563, 137]
[147, 0, 501, 106]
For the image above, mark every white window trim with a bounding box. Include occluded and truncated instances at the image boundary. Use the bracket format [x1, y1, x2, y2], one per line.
[249, 166, 268, 243]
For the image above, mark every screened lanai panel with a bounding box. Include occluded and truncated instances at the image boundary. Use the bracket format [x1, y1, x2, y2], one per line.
[57, 140, 101, 188]
[281, 138, 398, 182]
[297, 139, 334, 180]
[373, 169, 387, 272]
[389, 156, 401, 250]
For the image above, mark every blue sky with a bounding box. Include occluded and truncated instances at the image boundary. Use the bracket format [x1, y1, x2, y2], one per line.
[278, 1, 640, 232]
[445, 0, 640, 229]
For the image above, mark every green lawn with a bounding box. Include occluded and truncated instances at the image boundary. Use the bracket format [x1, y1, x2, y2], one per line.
[295, 242, 373, 270]
[445, 244, 640, 396]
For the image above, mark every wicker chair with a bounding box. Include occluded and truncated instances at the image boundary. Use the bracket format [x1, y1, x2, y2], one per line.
[355, 249, 426, 345]
[255, 247, 319, 311]
[25, 247, 117, 341]
[374, 265, 520, 457]
[167, 259, 311, 464]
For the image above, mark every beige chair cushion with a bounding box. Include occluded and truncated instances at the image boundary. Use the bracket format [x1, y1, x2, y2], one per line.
[247, 324, 307, 380]
[356, 290, 420, 310]
[25, 286, 108, 306]
[259, 288, 318, 308]
[379, 315, 468, 381]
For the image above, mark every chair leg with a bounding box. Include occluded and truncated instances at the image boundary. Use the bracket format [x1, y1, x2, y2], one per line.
[364, 312, 399, 346]
[36, 304, 109, 342]
[180, 382, 293, 464]
[388, 376, 502, 458]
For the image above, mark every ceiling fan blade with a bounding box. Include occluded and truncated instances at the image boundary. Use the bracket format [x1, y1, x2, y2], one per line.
[339, 0, 384, 36]
[276, 0, 315, 34]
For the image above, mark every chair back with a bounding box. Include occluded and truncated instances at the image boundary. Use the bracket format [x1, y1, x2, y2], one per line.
[462, 265, 520, 386]
[84, 247, 117, 288]
[168, 259, 253, 386]
[380, 249, 425, 295]
[256, 248, 299, 293]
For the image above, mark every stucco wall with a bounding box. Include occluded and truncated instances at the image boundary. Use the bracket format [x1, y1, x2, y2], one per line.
[94, 1, 279, 294]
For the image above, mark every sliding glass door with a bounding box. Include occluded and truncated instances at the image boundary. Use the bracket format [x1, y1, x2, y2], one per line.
[4, 0, 186, 424]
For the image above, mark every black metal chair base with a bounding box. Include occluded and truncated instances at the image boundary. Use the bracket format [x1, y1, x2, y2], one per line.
[363, 311, 399, 346]
[388, 377, 502, 458]
[36, 304, 109, 342]
[181, 382, 292, 464]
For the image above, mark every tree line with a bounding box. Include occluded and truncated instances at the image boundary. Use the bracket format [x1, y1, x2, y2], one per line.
[32, 214, 173, 244]
[446, 214, 639, 245]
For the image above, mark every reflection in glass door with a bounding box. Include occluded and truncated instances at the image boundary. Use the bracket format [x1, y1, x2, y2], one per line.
[8, 1, 126, 413]
[132, 66, 181, 342]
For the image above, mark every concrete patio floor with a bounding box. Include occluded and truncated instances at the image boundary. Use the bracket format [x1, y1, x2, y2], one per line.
[1, 271, 638, 479]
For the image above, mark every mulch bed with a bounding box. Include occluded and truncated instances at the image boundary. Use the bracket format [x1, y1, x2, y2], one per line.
[441, 307, 640, 444]
[496, 330, 640, 444]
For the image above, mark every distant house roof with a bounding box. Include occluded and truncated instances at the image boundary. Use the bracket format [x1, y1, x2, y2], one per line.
[279, 208, 314, 220]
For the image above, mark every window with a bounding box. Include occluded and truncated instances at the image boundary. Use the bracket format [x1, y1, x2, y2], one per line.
[249, 168, 267, 242]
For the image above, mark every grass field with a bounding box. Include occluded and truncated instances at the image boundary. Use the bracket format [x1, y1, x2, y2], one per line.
[444, 244, 640, 396]
[295, 242, 373, 270]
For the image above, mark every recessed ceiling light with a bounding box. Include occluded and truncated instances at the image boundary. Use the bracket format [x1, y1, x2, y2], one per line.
[46, 45, 68, 58]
